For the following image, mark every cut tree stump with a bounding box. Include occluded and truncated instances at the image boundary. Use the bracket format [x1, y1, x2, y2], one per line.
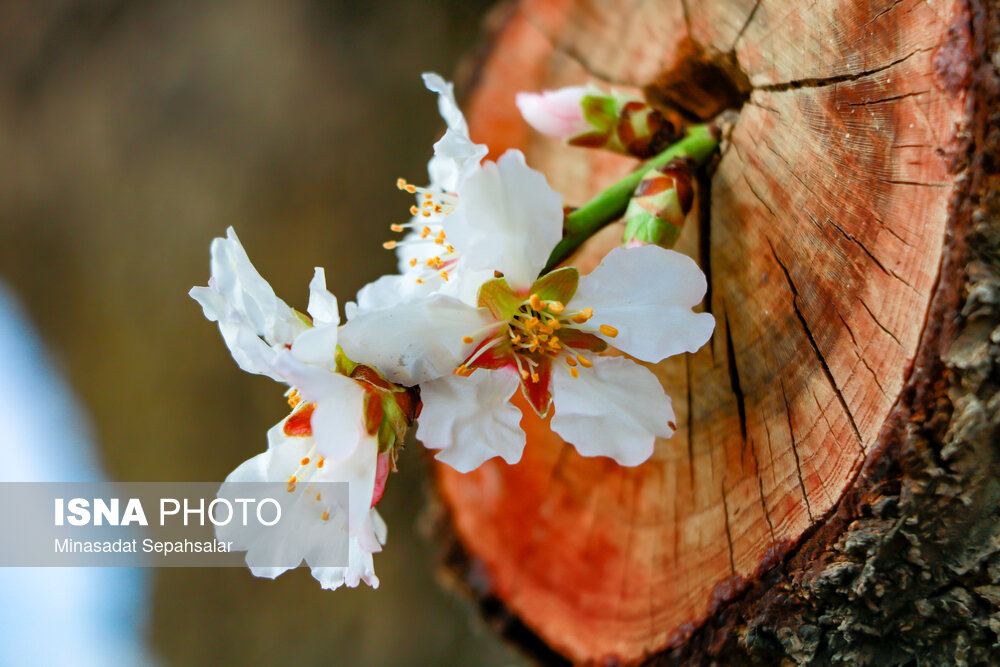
[432, 0, 1000, 664]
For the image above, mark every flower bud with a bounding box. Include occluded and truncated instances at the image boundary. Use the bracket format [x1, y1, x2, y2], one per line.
[515, 87, 592, 139]
[517, 85, 679, 158]
[622, 158, 695, 247]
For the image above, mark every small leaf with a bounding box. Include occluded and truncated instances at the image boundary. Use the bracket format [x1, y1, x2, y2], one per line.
[478, 277, 523, 321]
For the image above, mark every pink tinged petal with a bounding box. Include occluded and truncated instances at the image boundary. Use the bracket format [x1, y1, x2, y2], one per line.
[416, 370, 526, 473]
[338, 295, 494, 386]
[515, 87, 591, 139]
[550, 355, 674, 466]
[570, 245, 715, 363]
[445, 150, 563, 290]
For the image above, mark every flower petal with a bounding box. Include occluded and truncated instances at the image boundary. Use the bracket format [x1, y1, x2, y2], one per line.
[416, 369, 525, 473]
[209, 227, 305, 346]
[306, 267, 339, 326]
[570, 245, 715, 362]
[445, 150, 563, 290]
[339, 295, 494, 385]
[270, 352, 367, 463]
[550, 355, 674, 466]
[422, 72, 488, 192]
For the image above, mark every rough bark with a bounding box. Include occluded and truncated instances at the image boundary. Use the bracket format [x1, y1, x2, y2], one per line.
[431, 0, 1000, 664]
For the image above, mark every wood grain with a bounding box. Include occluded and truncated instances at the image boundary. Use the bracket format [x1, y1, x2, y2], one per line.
[435, 0, 974, 662]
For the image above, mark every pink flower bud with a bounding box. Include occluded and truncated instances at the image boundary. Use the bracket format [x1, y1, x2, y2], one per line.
[515, 86, 592, 139]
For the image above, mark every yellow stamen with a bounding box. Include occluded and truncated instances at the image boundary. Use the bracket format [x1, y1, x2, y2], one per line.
[440, 270, 449, 281]
[409, 258, 418, 267]
[410, 205, 420, 215]
[519, 369, 529, 380]
[453, 364, 472, 377]
[405, 184, 416, 194]
[300, 457, 310, 466]
[548, 301, 565, 314]
[321, 510, 330, 521]
[416, 278, 425, 284]
[421, 226, 431, 238]
[382, 240, 397, 250]
[434, 238, 444, 245]
[529, 293, 543, 310]
[571, 308, 593, 323]
[422, 200, 433, 208]
[315, 492, 321, 501]
[424, 193, 433, 199]
[317, 457, 325, 468]
[565, 357, 577, 367]
[462, 336, 474, 344]
[546, 318, 561, 330]
[530, 372, 540, 383]
[390, 223, 404, 232]
[599, 324, 619, 338]
[577, 354, 593, 368]
[570, 367, 579, 378]
[396, 178, 407, 190]
[422, 211, 431, 217]
[287, 389, 301, 408]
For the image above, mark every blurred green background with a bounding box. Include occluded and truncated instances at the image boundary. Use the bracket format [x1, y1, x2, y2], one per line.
[0, 0, 528, 664]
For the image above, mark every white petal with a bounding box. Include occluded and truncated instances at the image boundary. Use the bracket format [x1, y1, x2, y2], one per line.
[338, 295, 494, 385]
[270, 352, 367, 463]
[422, 72, 488, 192]
[416, 370, 525, 473]
[445, 150, 563, 290]
[422, 72, 467, 132]
[570, 245, 715, 362]
[209, 227, 305, 346]
[550, 355, 674, 466]
[289, 324, 339, 371]
[306, 267, 339, 326]
[350, 273, 427, 316]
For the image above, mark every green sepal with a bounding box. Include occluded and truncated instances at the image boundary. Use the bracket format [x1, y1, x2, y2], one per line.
[477, 277, 523, 321]
[623, 200, 680, 247]
[529, 266, 579, 305]
[580, 94, 616, 133]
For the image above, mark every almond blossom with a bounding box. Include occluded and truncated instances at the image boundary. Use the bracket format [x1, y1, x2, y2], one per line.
[191, 227, 401, 588]
[339, 150, 715, 472]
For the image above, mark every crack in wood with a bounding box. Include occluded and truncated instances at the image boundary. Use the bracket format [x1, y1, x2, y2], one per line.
[824, 216, 922, 297]
[858, 297, 904, 347]
[768, 238, 866, 452]
[724, 306, 748, 445]
[720, 480, 738, 576]
[846, 90, 930, 106]
[697, 165, 714, 316]
[780, 379, 815, 522]
[755, 47, 933, 93]
[750, 434, 778, 549]
[731, 0, 763, 50]
[685, 354, 696, 492]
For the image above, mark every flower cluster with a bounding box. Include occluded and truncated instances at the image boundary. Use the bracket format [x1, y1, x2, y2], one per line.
[192, 73, 715, 590]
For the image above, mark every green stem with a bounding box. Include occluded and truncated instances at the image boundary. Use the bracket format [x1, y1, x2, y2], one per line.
[542, 124, 719, 273]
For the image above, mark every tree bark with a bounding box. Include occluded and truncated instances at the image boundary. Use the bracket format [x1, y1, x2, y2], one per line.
[431, 0, 1000, 664]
